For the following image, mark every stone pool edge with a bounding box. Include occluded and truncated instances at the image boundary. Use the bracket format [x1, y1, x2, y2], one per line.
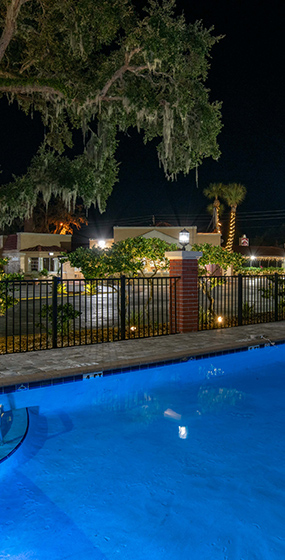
[1, 336, 284, 395]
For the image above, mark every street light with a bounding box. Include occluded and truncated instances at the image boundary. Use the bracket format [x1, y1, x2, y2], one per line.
[179, 228, 190, 251]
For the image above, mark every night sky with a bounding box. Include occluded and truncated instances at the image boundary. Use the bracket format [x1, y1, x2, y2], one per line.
[0, 0, 284, 245]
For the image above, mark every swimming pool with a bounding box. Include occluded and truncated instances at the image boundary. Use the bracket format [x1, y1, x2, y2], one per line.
[0, 344, 284, 559]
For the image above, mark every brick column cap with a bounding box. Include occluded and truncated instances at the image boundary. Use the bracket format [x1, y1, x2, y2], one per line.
[165, 251, 202, 260]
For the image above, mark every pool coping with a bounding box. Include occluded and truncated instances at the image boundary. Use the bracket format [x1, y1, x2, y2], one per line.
[1, 322, 284, 393]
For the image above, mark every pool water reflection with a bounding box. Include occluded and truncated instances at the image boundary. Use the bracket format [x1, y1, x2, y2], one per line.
[0, 345, 284, 559]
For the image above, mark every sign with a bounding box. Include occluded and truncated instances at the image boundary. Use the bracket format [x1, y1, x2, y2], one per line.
[239, 235, 249, 247]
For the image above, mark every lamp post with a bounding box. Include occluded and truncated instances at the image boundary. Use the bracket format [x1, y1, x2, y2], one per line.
[58, 256, 63, 281]
[179, 228, 190, 251]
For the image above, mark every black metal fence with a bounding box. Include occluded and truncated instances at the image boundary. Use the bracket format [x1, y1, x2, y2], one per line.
[198, 273, 285, 330]
[0, 276, 179, 354]
[2, 273, 284, 352]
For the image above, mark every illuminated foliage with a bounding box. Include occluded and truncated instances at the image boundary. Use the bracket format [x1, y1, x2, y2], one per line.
[192, 243, 246, 276]
[0, 257, 23, 315]
[203, 183, 223, 234]
[203, 182, 246, 246]
[221, 183, 246, 252]
[192, 242, 245, 323]
[66, 236, 177, 279]
[33, 195, 88, 234]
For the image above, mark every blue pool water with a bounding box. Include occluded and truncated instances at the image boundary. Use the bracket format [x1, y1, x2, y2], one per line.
[0, 345, 284, 559]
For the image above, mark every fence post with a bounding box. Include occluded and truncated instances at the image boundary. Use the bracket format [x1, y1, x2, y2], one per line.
[274, 273, 279, 322]
[237, 274, 243, 326]
[5, 280, 8, 354]
[52, 276, 58, 348]
[120, 275, 126, 340]
[165, 251, 202, 333]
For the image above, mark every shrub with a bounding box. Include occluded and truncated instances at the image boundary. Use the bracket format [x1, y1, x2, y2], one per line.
[38, 303, 81, 335]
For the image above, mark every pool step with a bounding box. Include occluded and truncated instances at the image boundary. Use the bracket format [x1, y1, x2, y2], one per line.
[0, 408, 29, 463]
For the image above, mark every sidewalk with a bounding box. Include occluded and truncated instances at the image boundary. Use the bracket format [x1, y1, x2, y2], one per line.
[1, 321, 284, 390]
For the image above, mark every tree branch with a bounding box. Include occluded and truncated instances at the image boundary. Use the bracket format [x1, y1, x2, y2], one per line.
[0, 0, 31, 63]
[127, 65, 148, 74]
[20, 58, 37, 74]
[0, 84, 65, 99]
[99, 95, 124, 102]
[0, 70, 16, 78]
[99, 63, 129, 98]
[99, 48, 144, 99]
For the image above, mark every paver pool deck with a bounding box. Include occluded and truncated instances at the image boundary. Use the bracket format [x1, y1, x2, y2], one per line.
[0, 321, 284, 388]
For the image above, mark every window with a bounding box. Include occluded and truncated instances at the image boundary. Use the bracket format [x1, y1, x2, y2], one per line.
[43, 257, 56, 271]
[29, 257, 39, 271]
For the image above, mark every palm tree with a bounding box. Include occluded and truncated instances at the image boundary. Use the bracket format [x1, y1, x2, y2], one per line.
[222, 183, 246, 252]
[203, 183, 223, 234]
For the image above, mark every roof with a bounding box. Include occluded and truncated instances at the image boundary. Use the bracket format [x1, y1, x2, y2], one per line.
[141, 229, 178, 244]
[233, 245, 285, 258]
[20, 245, 65, 253]
[3, 234, 17, 251]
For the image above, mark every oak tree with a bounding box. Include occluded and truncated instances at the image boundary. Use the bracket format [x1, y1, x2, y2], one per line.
[0, 0, 222, 226]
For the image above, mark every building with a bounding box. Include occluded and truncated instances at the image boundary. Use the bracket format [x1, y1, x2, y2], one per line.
[233, 245, 285, 268]
[0, 232, 72, 275]
[90, 226, 221, 250]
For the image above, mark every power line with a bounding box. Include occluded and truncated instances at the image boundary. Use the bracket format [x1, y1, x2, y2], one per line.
[88, 215, 285, 226]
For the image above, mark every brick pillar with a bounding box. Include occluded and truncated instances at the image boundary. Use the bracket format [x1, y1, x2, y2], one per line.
[166, 251, 202, 333]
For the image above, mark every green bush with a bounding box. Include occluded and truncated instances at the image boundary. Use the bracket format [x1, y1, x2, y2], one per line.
[199, 307, 214, 328]
[242, 302, 255, 320]
[39, 268, 49, 277]
[239, 266, 285, 276]
[38, 303, 81, 335]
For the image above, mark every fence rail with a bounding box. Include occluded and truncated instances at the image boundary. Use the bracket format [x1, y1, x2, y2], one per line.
[0, 276, 179, 354]
[198, 273, 285, 330]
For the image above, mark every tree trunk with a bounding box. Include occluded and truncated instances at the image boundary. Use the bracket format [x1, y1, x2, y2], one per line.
[225, 206, 236, 252]
[0, 0, 30, 63]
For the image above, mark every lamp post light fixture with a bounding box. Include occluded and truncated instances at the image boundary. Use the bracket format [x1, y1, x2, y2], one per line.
[179, 228, 190, 251]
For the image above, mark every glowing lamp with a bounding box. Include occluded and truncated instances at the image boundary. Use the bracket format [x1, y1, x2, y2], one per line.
[98, 240, 106, 249]
[217, 316, 223, 323]
[179, 229, 190, 251]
